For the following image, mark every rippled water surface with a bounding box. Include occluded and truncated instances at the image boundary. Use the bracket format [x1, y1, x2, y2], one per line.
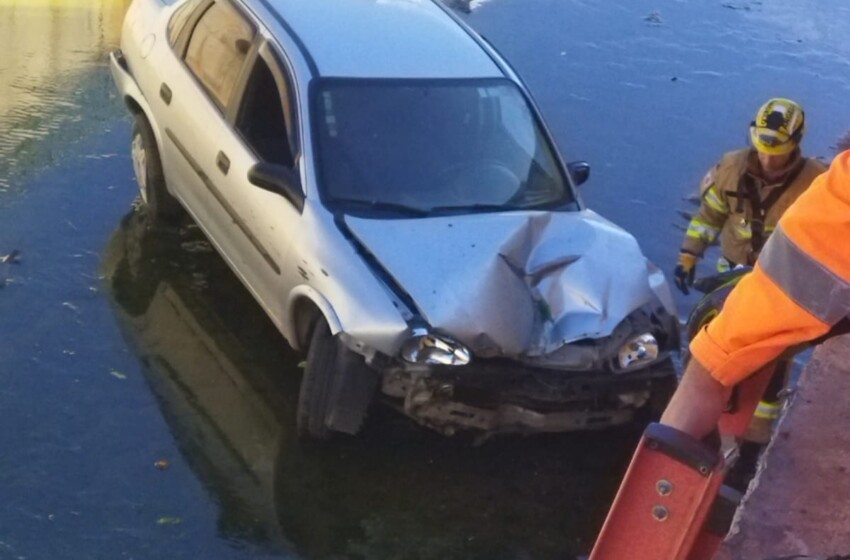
[0, 0, 130, 197]
[0, 0, 847, 558]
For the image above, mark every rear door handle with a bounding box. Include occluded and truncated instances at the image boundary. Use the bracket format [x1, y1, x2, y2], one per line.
[160, 83, 172, 105]
[216, 151, 230, 175]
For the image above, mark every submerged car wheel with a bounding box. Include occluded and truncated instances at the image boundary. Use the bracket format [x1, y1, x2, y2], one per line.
[297, 318, 378, 440]
[131, 114, 183, 226]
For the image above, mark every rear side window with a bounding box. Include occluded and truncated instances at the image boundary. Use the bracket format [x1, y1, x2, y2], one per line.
[184, 1, 255, 108]
[167, 0, 205, 46]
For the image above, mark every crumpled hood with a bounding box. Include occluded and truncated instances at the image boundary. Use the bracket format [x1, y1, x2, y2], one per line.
[344, 210, 669, 359]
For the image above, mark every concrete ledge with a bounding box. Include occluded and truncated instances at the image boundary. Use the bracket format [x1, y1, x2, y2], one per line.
[716, 333, 850, 559]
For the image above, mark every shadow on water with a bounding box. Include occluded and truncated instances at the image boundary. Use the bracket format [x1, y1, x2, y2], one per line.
[101, 209, 642, 559]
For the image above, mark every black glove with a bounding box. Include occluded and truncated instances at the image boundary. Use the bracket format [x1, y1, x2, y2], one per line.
[673, 252, 697, 295]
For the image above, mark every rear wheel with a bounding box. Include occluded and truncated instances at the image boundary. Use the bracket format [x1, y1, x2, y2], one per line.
[131, 113, 183, 226]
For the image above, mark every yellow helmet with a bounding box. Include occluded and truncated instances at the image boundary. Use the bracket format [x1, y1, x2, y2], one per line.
[749, 98, 805, 155]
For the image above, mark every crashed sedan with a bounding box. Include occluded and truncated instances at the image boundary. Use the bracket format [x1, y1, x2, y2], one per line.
[110, 0, 680, 439]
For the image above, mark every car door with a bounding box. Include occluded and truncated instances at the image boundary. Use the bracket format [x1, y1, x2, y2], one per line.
[159, 0, 287, 318]
[159, 0, 252, 224]
[218, 38, 305, 328]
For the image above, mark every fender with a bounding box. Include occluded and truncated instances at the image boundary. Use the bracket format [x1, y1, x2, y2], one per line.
[108, 50, 165, 156]
[286, 285, 342, 351]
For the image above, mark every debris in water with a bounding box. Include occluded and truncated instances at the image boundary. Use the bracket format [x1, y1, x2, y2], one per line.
[721, 2, 752, 11]
[0, 250, 20, 264]
[643, 11, 663, 25]
[181, 240, 213, 253]
[832, 130, 850, 153]
[84, 153, 118, 160]
[109, 370, 127, 380]
[157, 517, 182, 525]
[190, 273, 209, 289]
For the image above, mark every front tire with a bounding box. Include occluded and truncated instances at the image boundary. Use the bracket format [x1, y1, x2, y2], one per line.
[297, 320, 338, 440]
[131, 113, 183, 226]
[297, 319, 379, 440]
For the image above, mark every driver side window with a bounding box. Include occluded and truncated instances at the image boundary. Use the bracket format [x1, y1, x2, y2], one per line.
[235, 50, 297, 169]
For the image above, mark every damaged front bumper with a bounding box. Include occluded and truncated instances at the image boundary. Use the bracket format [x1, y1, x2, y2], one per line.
[380, 358, 677, 436]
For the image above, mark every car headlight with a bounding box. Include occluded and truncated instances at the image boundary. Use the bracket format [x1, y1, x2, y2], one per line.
[615, 333, 659, 371]
[401, 331, 471, 366]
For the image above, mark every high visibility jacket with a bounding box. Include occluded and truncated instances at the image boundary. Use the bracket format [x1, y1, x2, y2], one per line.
[681, 148, 827, 266]
[691, 150, 850, 386]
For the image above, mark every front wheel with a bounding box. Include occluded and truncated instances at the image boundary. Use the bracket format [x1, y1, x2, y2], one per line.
[131, 114, 183, 226]
[297, 319, 378, 440]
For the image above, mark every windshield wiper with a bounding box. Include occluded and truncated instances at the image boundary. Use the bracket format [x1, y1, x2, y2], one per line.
[332, 198, 428, 217]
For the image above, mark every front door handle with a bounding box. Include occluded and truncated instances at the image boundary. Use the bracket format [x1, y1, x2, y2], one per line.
[216, 151, 230, 175]
[160, 83, 172, 105]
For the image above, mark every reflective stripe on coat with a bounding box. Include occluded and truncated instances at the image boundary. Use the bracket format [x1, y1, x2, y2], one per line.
[690, 150, 850, 386]
[681, 148, 826, 265]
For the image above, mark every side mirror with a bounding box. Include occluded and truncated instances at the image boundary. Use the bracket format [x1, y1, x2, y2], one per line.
[567, 161, 591, 187]
[248, 162, 304, 212]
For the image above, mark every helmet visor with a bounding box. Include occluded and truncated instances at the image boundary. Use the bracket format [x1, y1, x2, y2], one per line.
[750, 127, 796, 155]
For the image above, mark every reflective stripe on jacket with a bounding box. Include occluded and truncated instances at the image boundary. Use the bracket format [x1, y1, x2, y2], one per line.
[690, 150, 850, 386]
[681, 148, 827, 265]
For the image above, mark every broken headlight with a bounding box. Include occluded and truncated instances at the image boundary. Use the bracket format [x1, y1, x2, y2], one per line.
[614, 333, 659, 372]
[401, 331, 471, 366]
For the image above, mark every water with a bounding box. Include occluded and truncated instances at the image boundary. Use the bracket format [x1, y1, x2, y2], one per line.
[0, 0, 129, 198]
[0, 0, 847, 558]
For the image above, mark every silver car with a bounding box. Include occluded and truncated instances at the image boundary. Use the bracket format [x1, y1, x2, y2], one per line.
[110, 0, 680, 439]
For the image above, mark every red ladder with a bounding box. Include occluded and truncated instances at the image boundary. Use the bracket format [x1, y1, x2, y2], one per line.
[589, 365, 776, 560]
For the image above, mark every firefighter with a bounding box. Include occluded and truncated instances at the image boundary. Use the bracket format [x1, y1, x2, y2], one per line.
[662, 149, 850, 440]
[673, 99, 827, 470]
[674, 97, 826, 293]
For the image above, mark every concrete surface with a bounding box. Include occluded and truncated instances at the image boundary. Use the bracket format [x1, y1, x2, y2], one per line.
[717, 333, 850, 559]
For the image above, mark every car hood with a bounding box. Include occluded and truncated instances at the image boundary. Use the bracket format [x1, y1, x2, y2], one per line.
[344, 210, 671, 359]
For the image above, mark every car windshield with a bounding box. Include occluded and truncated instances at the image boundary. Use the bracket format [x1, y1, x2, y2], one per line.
[313, 78, 575, 215]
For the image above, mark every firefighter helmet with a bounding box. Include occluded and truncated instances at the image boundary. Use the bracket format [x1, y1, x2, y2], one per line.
[749, 98, 805, 156]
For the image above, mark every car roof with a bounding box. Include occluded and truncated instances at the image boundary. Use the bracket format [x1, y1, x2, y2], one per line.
[253, 0, 504, 79]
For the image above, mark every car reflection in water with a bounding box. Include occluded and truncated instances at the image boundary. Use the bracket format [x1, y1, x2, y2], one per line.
[101, 209, 641, 559]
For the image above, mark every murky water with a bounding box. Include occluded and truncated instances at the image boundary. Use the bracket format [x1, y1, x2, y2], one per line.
[0, 0, 847, 558]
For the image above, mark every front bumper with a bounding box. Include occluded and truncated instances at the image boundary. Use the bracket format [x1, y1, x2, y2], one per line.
[381, 358, 677, 436]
